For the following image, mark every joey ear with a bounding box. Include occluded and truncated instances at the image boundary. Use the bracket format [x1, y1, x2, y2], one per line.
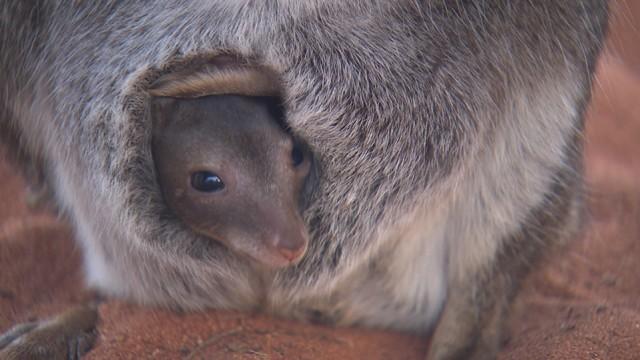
[148, 61, 281, 98]
[150, 97, 177, 131]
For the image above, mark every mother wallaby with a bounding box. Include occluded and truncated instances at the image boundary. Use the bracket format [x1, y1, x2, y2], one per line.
[0, 1, 608, 359]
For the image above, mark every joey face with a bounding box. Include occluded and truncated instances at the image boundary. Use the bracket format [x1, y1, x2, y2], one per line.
[152, 95, 311, 268]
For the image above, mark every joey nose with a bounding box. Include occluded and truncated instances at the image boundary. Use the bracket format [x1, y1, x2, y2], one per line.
[266, 231, 308, 263]
[277, 241, 306, 261]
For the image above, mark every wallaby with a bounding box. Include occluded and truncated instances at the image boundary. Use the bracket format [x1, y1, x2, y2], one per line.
[0, 1, 608, 359]
[152, 95, 311, 269]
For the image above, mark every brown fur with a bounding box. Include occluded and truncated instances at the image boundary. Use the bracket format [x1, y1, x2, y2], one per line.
[149, 56, 281, 98]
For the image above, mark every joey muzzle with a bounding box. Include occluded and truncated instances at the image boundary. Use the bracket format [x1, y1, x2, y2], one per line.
[260, 214, 309, 265]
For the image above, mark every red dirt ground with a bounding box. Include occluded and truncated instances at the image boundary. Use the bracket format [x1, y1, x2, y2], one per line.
[1, 2, 639, 359]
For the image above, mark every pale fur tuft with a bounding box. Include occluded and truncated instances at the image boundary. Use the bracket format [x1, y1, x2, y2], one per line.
[148, 64, 281, 98]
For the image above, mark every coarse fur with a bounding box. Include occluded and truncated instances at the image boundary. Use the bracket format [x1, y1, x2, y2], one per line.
[0, 1, 608, 359]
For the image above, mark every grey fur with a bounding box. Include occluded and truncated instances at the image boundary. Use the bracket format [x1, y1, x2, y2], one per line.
[0, 1, 608, 359]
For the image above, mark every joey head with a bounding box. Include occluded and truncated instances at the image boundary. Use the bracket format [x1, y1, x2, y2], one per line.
[152, 95, 311, 268]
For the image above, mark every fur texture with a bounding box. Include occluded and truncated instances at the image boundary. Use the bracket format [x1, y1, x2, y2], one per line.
[0, 1, 608, 358]
[148, 58, 282, 98]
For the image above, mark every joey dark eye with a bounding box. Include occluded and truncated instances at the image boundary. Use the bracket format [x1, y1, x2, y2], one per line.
[190, 171, 225, 192]
[291, 144, 304, 167]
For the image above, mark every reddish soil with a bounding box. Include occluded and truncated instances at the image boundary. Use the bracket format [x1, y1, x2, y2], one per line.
[1, 2, 639, 359]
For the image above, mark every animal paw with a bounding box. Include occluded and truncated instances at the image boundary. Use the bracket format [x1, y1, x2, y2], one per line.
[0, 304, 98, 360]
